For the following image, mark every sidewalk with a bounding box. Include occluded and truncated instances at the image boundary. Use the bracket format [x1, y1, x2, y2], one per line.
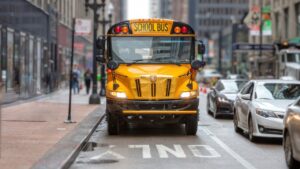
[0, 89, 103, 169]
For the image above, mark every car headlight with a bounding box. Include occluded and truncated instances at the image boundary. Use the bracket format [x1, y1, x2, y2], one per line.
[218, 97, 231, 103]
[110, 91, 127, 99]
[256, 109, 277, 118]
[180, 91, 197, 98]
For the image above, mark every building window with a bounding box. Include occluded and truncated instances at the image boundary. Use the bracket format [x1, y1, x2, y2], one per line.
[284, 7, 289, 39]
[296, 3, 300, 36]
[275, 12, 279, 38]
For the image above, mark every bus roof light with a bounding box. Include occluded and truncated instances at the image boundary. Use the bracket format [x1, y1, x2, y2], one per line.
[122, 26, 129, 34]
[174, 26, 181, 34]
[114, 26, 122, 34]
[181, 26, 188, 33]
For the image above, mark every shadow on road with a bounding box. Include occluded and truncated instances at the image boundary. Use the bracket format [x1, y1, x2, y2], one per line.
[118, 123, 188, 137]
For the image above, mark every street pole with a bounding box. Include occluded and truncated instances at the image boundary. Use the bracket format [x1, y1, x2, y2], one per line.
[87, 0, 101, 104]
[65, 18, 76, 123]
[100, 0, 106, 96]
[218, 30, 222, 73]
[258, 0, 263, 77]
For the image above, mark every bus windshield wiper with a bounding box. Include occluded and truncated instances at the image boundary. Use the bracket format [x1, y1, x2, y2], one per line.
[127, 58, 181, 66]
[127, 59, 146, 66]
[153, 57, 181, 66]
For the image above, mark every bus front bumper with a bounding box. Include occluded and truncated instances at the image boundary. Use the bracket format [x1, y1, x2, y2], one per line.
[106, 98, 199, 124]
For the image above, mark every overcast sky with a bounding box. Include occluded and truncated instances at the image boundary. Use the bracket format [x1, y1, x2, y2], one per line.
[127, 0, 150, 19]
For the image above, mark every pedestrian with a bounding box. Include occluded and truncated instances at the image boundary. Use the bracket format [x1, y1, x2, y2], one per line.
[84, 69, 92, 94]
[72, 70, 79, 94]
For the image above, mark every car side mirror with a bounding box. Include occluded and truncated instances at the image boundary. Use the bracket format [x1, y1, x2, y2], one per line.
[241, 94, 251, 100]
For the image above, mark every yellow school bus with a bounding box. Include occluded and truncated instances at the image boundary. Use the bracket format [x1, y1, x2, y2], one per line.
[97, 19, 206, 135]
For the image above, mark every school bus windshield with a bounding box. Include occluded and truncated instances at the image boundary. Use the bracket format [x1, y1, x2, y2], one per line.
[111, 37, 193, 64]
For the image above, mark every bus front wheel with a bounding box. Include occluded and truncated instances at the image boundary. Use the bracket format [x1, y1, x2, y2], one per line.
[107, 111, 119, 135]
[185, 115, 198, 135]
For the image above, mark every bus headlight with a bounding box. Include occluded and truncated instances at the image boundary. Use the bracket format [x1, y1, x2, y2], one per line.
[180, 91, 197, 98]
[110, 91, 127, 99]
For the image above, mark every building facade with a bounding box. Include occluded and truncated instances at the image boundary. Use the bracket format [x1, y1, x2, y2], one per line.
[189, 0, 248, 38]
[159, 0, 189, 23]
[271, 0, 300, 43]
[0, 0, 89, 103]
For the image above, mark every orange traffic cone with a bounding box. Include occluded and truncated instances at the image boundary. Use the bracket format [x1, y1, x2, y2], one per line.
[203, 87, 207, 94]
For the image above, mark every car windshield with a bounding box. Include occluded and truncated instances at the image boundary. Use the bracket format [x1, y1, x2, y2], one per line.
[256, 83, 300, 100]
[111, 37, 193, 64]
[220, 81, 246, 93]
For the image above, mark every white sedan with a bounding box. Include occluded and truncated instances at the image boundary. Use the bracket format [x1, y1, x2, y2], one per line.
[233, 80, 300, 142]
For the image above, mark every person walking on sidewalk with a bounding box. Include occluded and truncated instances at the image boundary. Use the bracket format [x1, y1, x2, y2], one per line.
[72, 69, 80, 94]
[84, 69, 92, 94]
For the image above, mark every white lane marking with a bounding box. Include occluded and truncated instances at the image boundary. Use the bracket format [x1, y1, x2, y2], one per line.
[156, 144, 186, 158]
[202, 128, 257, 169]
[90, 150, 125, 160]
[188, 145, 221, 158]
[129, 145, 152, 159]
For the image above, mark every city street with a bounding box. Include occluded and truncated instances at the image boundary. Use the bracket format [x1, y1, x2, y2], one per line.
[70, 92, 286, 169]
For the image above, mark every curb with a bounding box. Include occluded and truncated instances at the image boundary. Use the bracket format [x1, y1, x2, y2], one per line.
[60, 113, 106, 169]
[31, 106, 106, 169]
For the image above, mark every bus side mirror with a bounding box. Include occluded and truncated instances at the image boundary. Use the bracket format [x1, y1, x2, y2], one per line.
[96, 37, 105, 63]
[191, 60, 206, 70]
[107, 60, 119, 70]
[197, 41, 205, 55]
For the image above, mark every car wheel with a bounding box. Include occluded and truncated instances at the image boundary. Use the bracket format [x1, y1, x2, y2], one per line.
[233, 111, 242, 133]
[248, 116, 257, 142]
[185, 115, 198, 135]
[284, 132, 300, 169]
[207, 97, 212, 115]
[107, 111, 119, 135]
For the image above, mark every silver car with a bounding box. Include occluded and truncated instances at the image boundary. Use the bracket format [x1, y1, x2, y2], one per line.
[233, 80, 300, 142]
[283, 98, 300, 169]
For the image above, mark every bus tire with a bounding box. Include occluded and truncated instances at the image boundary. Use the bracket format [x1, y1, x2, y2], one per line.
[107, 111, 119, 135]
[185, 115, 198, 135]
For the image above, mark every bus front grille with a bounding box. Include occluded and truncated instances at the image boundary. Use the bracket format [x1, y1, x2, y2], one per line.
[135, 79, 142, 97]
[151, 83, 156, 97]
[166, 79, 171, 96]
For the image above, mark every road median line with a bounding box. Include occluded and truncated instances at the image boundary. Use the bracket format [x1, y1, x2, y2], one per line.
[202, 127, 257, 169]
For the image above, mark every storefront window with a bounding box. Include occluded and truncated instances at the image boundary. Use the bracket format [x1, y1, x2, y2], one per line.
[29, 36, 34, 94]
[20, 33, 27, 98]
[6, 30, 14, 91]
[0, 26, 2, 83]
[36, 39, 42, 93]
[14, 32, 20, 94]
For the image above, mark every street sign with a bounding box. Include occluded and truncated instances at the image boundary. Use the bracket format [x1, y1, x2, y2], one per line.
[232, 43, 274, 51]
[75, 19, 92, 35]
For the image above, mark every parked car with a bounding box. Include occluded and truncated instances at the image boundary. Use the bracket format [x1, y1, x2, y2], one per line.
[283, 98, 300, 169]
[207, 79, 247, 118]
[226, 74, 248, 80]
[233, 80, 300, 142]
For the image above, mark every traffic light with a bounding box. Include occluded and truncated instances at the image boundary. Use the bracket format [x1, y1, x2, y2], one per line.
[95, 37, 105, 63]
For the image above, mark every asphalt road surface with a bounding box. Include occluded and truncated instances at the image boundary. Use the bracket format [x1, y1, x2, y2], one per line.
[70, 93, 287, 169]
